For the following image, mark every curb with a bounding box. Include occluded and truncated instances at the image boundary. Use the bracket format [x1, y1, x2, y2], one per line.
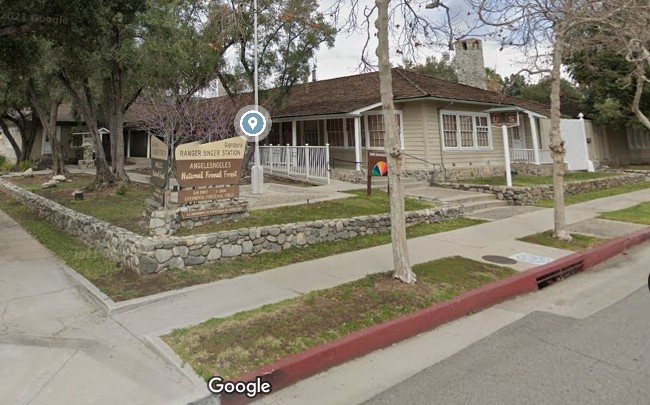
[216, 227, 650, 405]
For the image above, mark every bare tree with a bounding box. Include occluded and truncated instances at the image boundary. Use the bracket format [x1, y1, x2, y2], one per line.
[329, 0, 468, 283]
[471, 0, 629, 242]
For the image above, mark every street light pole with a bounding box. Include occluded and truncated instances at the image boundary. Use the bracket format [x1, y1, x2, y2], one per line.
[251, 0, 264, 194]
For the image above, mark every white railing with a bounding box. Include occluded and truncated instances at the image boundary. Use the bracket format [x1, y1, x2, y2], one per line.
[510, 148, 554, 164]
[539, 149, 553, 164]
[260, 144, 330, 184]
[510, 149, 535, 163]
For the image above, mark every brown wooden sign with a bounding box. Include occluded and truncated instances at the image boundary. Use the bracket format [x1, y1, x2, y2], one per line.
[490, 112, 520, 127]
[180, 205, 246, 220]
[150, 136, 169, 188]
[175, 137, 246, 188]
[367, 151, 388, 196]
[178, 186, 239, 204]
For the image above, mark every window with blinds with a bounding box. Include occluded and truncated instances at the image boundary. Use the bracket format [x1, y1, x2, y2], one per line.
[441, 111, 492, 150]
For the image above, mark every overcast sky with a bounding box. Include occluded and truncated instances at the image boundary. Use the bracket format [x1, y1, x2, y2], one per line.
[312, 0, 535, 82]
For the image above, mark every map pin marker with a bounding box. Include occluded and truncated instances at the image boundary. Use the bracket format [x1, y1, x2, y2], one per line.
[248, 116, 258, 130]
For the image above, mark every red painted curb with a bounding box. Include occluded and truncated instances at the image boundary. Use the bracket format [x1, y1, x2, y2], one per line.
[220, 227, 650, 405]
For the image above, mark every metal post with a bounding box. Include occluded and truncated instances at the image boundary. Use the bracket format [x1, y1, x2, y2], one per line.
[269, 145, 273, 174]
[251, 0, 264, 194]
[502, 124, 512, 187]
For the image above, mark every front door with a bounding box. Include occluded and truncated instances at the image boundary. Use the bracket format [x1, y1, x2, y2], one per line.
[509, 126, 525, 149]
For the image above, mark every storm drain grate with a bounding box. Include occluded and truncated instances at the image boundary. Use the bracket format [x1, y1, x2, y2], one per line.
[536, 260, 584, 289]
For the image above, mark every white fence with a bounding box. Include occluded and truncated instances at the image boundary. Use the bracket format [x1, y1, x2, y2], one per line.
[259, 144, 330, 184]
[510, 149, 553, 164]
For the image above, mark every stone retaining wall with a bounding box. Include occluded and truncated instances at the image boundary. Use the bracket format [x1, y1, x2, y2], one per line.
[0, 178, 463, 275]
[147, 199, 249, 236]
[435, 174, 648, 206]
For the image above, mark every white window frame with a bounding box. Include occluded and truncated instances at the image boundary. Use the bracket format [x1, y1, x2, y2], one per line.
[440, 110, 493, 151]
[362, 110, 405, 150]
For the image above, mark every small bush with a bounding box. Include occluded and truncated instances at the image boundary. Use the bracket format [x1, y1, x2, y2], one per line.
[0, 155, 13, 172]
[15, 160, 35, 171]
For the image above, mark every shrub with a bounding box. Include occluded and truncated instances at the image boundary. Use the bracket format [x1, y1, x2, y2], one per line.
[0, 155, 12, 172]
[15, 160, 35, 171]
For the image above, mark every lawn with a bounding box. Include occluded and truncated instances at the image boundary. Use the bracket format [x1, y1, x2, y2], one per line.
[471, 172, 618, 187]
[175, 190, 434, 235]
[8, 174, 151, 235]
[535, 181, 650, 208]
[8, 175, 434, 236]
[162, 256, 516, 380]
[518, 231, 606, 252]
[600, 202, 650, 225]
[0, 192, 482, 301]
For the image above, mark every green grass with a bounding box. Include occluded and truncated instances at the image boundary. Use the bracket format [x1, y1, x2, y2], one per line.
[9, 174, 150, 235]
[471, 172, 618, 187]
[600, 202, 650, 225]
[0, 192, 483, 301]
[518, 231, 606, 252]
[176, 190, 434, 235]
[162, 256, 516, 380]
[535, 181, 650, 208]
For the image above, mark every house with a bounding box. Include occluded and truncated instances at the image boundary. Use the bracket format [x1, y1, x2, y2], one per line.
[258, 65, 552, 182]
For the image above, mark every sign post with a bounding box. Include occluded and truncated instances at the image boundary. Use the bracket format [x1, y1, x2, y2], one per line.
[150, 136, 169, 206]
[491, 112, 520, 188]
[367, 151, 388, 196]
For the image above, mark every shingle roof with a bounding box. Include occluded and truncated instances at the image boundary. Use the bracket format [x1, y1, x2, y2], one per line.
[123, 68, 552, 125]
[266, 67, 551, 119]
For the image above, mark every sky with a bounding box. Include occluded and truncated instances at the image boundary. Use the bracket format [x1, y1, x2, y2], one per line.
[311, 0, 537, 82]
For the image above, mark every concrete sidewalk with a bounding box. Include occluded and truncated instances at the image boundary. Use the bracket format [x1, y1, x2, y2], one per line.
[0, 210, 201, 405]
[1, 184, 649, 404]
[113, 188, 650, 340]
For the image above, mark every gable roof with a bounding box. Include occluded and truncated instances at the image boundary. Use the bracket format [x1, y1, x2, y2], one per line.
[266, 67, 551, 119]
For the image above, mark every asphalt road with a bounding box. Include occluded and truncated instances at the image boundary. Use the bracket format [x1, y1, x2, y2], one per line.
[365, 283, 650, 404]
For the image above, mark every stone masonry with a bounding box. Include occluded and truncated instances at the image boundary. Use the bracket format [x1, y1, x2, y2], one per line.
[0, 178, 463, 275]
[435, 173, 648, 206]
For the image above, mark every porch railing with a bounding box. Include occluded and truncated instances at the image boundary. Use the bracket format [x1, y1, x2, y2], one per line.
[259, 144, 330, 184]
[510, 148, 553, 164]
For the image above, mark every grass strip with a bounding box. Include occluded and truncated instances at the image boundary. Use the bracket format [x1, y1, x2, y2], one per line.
[470, 172, 617, 187]
[600, 202, 650, 225]
[0, 192, 482, 301]
[518, 230, 606, 252]
[162, 256, 516, 380]
[176, 190, 434, 235]
[534, 181, 650, 208]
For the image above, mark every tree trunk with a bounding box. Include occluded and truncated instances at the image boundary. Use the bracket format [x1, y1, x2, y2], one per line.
[0, 118, 22, 163]
[26, 82, 69, 177]
[47, 101, 69, 177]
[109, 62, 128, 182]
[375, 0, 416, 284]
[549, 35, 571, 242]
[631, 63, 650, 131]
[58, 72, 115, 185]
[21, 118, 37, 162]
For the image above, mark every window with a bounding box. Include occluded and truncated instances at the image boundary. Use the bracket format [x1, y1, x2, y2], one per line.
[326, 119, 345, 147]
[303, 120, 319, 145]
[476, 116, 490, 147]
[364, 112, 403, 149]
[282, 122, 292, 145]
[346, 118, 356, 147]
[627, 126, 650, 150]
[266, 123, 281, 145]
[441, 111, 492, 150]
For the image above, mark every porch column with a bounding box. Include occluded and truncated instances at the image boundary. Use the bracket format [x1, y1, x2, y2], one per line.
[354, 116, 362, 171]
[127, 130, 131, 158]
[528, 112, 541, 165]
[146, 132, 151, 158]
[292, 121, 297, 146]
